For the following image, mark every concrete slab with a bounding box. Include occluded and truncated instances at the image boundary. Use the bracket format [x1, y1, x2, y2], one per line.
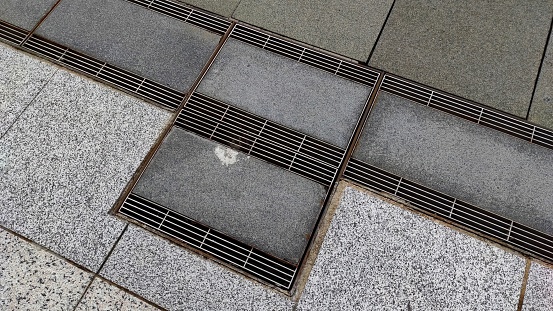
[133, 127, 326, 264]
[75, 277, 160, 311]
[0, 0, 57, 30]
[369, 0, 553, 118]
[100, 225, 294, 311]
[529, 30, 553, 129]
[177, 0, 240, 17]
[297, 185, 526, 310]
[0, 68, 171, 271]
[354, 91, 553, 235]
[522, 261, 553, 311]
[232, 0, 393, 60]
[197, 39, 372, 148]
[0, 42, 57, 137]
[36, 0, 221, 91]
[0, 228, 93, 310]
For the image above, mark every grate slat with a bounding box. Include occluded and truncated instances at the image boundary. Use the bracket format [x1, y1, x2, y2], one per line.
[0, 21, 28, 45]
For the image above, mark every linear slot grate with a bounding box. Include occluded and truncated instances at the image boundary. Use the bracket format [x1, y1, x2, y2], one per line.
[344, 158, 553, 262]
[175, 92, 344, 186]
[380, 74, 553, 150]
[230, 24, 379, 87]
[119, 193, 297, 289]
[0, 20, 28, 45]
[22, 35, 184, 110]
[125, 0, 231, 35]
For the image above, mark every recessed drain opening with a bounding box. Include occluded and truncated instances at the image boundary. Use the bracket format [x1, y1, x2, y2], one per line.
[0, 20, 28, 45]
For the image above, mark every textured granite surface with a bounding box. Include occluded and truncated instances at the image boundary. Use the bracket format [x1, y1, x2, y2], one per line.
[0, 0, 57, 30]
[522, 261, 553, 310]
[297, 186, 526, 310]
[529, 30, 553, 129]
[0, 228, 93, 310]
[354, 91, 553, 235]
[75, 277, 160, 311]
[100, 225, 294, 311]
[197, 39, 372, 148]
[36, 0, 221, 91]
[369, 0, 553, 117]
[0, 43, 58, 137]
[0, 68, 171, 271]
[178, 0, 240, 17]
[133, 127, 326, 264]
[232, 0, 393, 60]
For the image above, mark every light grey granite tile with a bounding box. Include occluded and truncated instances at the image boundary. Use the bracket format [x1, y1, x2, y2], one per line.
[0, 42, 58, 137]
[297, 186, 526, 311]
[0, 228, 93, 310]
[100, 225, 294, 311]
[522, 261, 553, 311]
[232, 0, 393, 60]
[176, 0, 240, 17]
[529, 30, 553, 129]
[0, 0, 57, 30]
[75, 277, 160, 311]
[369, 0, 553, 117]
[197, 39, 372, 148]
[36, 0, 221, 91]
[0, 69, 172, 271]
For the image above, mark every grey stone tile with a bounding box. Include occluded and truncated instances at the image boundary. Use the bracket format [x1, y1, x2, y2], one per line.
[522, 261, 553, 311]
[0, 228, 93, 310]
[0, 42, 57, 137]
[0, 69, 172, 271]
[177, 0, 240, 17]
[100, 225, 294, 311]
[0, 0, 57, 30]
[133, 127, 326, 264]
[75, 277, 160, 311]
[197, 39, 372, 148]
[354, 91, 553, 235]
[232, 0, 393, 60]
[36, 0, 221, 91]
[297, 186, 526, 311]
[529, 30, 553, 129]
[369, 0, 553, 117]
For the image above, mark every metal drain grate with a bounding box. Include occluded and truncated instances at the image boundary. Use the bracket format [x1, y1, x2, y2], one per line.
[119, 192, 297, 289]
[175, 92, 344, 186]
[126, 0, 231, 35]
[380, 74, 553, 150]
[0, 20, 28, 45]
[230, 24, 379, 87]
[22, 35, 184, 110]
[344, 158, 553, 262]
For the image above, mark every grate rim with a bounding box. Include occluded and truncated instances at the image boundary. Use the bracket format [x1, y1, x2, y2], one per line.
[119, 193, 297, 290]
[344, 158, 553, 263]
[0, 20, 28, 45]
[230, 24, 379, 87]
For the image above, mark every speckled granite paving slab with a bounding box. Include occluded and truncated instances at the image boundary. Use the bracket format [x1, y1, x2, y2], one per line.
[0, 42, 57, 137]
[354, 92, 553, 235]
[75, 278, 160, 311]
[177, 0, 240, 17]
[232, 0, 393, 60]
[100, 225, 293, 311]
[0, 0, 57, 30]
[36, 0, 221, 91]
[133, 127, 326, 264]
[369, 0, 553, 117]
[297, 185, 526, 310]
[522, 261, 553, 310]
[0, 68, 171, 271]
[0, 228, 93, 310]
[529, 30, 553, 130]
[197, 38, 372, 148]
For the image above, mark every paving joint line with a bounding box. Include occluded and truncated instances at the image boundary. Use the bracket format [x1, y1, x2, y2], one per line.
[365, 0, 396, 64]
[20, 0, 62, 46]
[516, 258, 532, 311]
[526, 16, 553, 120]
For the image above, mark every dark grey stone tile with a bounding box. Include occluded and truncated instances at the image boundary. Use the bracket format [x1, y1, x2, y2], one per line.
[529, 30, 553, 130]
[176, 0, 240, 17]
[133, 127, 327, 264]
[197, 39, 372, 148]
[36, 0, 221, 91]
[0, 0, 57, 30]
[369, 0, 553, 118]
[354, 91, 553, 235]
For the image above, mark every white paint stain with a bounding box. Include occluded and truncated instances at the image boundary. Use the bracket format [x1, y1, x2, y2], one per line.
[214, 146, 239, 166]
